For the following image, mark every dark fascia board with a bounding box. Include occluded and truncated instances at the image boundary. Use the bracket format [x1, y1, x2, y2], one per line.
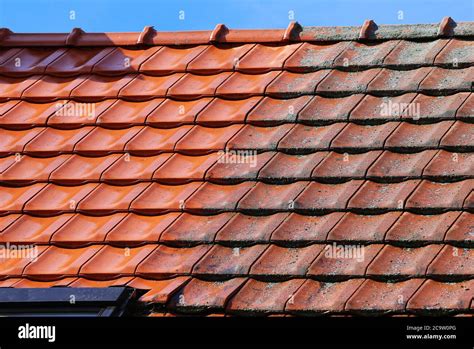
[0, 287, 137, 317]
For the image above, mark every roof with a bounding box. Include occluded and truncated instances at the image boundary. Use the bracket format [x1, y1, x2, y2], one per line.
[0, 17, 472, 317]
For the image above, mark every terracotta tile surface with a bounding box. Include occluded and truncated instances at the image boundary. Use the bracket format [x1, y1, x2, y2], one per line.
[136, 244, 210, 279]
[1, 22, 473, 316]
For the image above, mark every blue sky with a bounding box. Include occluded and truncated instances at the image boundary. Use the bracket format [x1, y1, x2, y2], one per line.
[0, 0, 473, 32]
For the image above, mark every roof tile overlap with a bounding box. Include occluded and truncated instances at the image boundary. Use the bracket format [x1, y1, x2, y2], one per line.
[0, 20, 472, 316]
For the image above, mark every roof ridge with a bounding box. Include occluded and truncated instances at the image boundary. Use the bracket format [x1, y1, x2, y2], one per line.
[1, 17, 473, 47]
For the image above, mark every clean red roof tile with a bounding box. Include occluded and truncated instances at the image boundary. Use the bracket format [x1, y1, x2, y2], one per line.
[0, 214, 20, 232]
[0, 183, 46, 214]
[424, 150, 474, 180]
[228, 124, 292, 151]
[169, 278, 245, 312]
[0, 100, 19, 115]
[74, 126, 143, 156]
[259, 152, 327, 182]
[299, 94, 364, 123]
[238, 181, 308, 213]
[105, 213, 179, 245]
[367, 245, 442, 279]
[427, 245, 473, 278]
[235, 43, 301, 73]
[383, 40, 448, 67]
[246, 96, 311, 126]
[153, 153, 219, 184]
[175, 125, 242, 155]
[266, 70, 330, 98]
[406, 180, 473, 211]
[435, 39, 474, 67]
[317, 69, 381, 95]
[167, 72, 231, 100]
[250, 244, 324, 278]
[23, 183, 97, 215]
[445, 212, 474, 242]
[130, 182, 201, 214]
[0, 101, 62, 129]
[327, 212, 401, 242]
[367, 150, 437, 180]
[45, 47, 114, 76]
[367, 67, 431, 94]
[140, 46, 207, 75]
[278, 123, 345, 153]
[119, 73, 184, 101]
[308, 244, 383, 279]
[96, 99, 162, 127]
[102, 153, 171, 184]
[49, 154, 121, 184]
[271, 212, 344, 243]
[331, 122, 399, 150]
[440, 121, 474, 150]
[21, 75, 82, 101]
[79, 245, 156, 280]
[136, 244, 210, 279]
[227, 279, 305, 314]
[215, 71, 280, 99]
[185, 182, 255, 214]
[76, 183, 149, 214]
[193, 244, 267, 277]
[349, 93, 417, 122]
[23, 245, 101, 281]
[407, 280, 474, 312]
[346, 279, 424, 313]
[0, 128, 44, 156]
[92, 47, 160, 75]
[312, 151, 381, 181]
[0, 155, 16, 174]
[287, 279, 363, 314]
[51, 213, 127, 246]
[385, 211, 461, 243]
[70, 75, 136, 101]
[47, 100, 115, 128]
[127, 276, 189, 304]
[146, 98, 212, 127]
[125, 125, 192, 155]
[284, 42, 351, 72]
[419, 67, 473, 93]
[0, 214, 72, 244]
[1, 154, 69, 184]
[206, 151, 275, 184]
[24, 126, 94, 156]
[0, 75, 42, 102]
[407, 93, 469, 121]
[196, 97, 261, 126]
[215, 213, 288, 244]
[295, 180, 364, 212]
[160, 213, 233, 244]
[186, 44, 254, 74]
[348, 180, 420, 211]
[0, 245, 47, 278]
[0, 48, 21, 65]
[334, 40, 399, 68]
[9, 278, 75, 288]
[385, 121, 454, 150]
[69, 277, 132, 288]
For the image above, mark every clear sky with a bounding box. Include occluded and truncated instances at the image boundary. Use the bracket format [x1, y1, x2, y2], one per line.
[0, 0, 473, 32]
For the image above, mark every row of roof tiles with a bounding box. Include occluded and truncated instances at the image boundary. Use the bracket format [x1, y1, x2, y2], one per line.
[1, 179, 472, 215]
[0, 18, 473, 46]
[1, 67, 473, 102]
[1, 243, 472, 281]
[1, 121, 471, 157]
[0, 93, 472, 129]
[0, 210, 471, 246]
[0, 38, 472, 77]
[0, 275, 471, 315]
[0, 150, 472, 185]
